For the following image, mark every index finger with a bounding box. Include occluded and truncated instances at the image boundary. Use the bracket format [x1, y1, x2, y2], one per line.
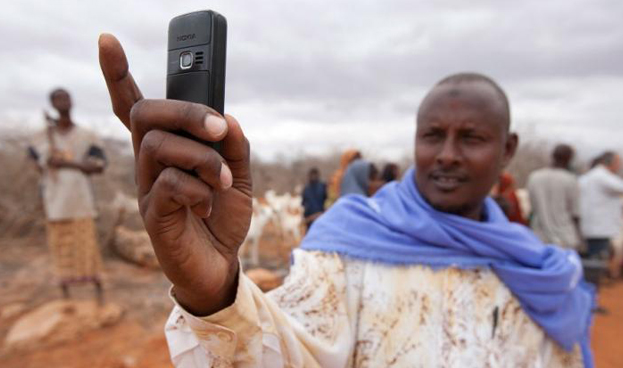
[98, 33, 143, 130]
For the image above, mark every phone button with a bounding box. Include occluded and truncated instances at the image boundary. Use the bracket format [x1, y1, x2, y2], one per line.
[180, 52, 193, 69]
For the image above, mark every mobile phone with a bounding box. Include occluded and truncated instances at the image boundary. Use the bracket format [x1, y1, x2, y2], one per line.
[166, 10, 227, 149]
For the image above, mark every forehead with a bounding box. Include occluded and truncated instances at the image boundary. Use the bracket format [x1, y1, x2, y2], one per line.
[418, 82, 507, 132]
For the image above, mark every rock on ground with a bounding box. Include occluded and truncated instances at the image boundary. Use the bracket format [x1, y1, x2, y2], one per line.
[113, 226, 159, 269]
[245, 268, 284, 292]
[0, 302, 27, 320]
[3, 299, 123, 351]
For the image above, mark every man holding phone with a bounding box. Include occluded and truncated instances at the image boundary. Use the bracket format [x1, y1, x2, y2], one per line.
[99, 33, 592, 367]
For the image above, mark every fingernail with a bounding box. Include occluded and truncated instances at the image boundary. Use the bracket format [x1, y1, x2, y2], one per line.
[205, 206, 212, 218]
[220, 163, 233, 189]
[204, 114, 227, 138]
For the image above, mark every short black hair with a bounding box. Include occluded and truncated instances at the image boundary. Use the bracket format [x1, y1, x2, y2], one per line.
[381, 163, 399, 182]
[435, 73, 510, 131]
[552, 144, 574, 163]
[49, 88, 69, 102]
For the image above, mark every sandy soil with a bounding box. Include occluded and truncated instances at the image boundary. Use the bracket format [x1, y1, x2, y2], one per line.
[592, 280, 623, 368]
[0, 227, 295, 368]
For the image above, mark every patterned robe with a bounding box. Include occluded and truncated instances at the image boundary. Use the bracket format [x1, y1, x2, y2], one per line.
[165, 250, 583, 367]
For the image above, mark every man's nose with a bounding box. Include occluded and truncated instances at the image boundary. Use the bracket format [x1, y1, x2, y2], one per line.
[436, 138, 461, 167]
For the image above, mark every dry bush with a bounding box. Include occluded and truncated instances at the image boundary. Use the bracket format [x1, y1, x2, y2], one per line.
[250, 152, 343, 196]
[506, 137, 551, 188]
[0, 136, 44, 238]
[1, 127, 564, 245]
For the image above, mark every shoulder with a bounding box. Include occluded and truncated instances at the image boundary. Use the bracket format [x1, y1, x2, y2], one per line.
[579, 170, 595, 184]
[546, 169, 578, 184]
[527, 169, 543, 182]
[561, 170, 579, 183]
[73, 125, 94, 137]
[585, 166, 617, 186]
[75, 125, 104, 146]
[528, 167, 555, 181]
[527, 171, 544, 192]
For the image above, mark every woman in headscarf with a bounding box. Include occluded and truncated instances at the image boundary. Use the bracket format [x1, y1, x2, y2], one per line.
[340, 159, 380, 197]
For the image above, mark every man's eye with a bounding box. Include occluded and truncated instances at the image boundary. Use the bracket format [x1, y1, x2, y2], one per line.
[464, 135, 484, 143]
[423, 132, 442, 139]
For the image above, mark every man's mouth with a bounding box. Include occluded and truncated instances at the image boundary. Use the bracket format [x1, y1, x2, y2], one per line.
[430, 173, 467, 191]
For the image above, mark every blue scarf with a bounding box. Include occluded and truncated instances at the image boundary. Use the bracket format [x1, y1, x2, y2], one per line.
[301, 167, 594, 367]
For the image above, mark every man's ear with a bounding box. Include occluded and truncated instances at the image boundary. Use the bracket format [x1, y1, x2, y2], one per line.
[501, 132, 519, 169]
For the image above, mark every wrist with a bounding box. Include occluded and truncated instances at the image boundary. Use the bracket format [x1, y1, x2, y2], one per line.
[173, 260, 240, 317]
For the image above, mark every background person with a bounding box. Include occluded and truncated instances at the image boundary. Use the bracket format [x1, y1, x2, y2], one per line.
[301, 167, 327, 229]
[27, 88, 107, 302]
[527, 144, 582, 250]
[380, 162, 400, 184]
[580, 151, 623, 261]
[339, 159, 379, 197]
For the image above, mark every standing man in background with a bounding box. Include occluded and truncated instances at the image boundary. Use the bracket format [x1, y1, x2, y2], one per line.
[528, 144, 582, 250]
[302, 167, 327, 230]
[580, 151, 623, 261]
[27, 88, 107, 302]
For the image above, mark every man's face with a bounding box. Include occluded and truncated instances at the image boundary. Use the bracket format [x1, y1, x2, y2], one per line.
[309, 171, 319, 182]
[51, 90, 72, 113]
[609, 154, 621, 174]
[414, 82, 517, 219]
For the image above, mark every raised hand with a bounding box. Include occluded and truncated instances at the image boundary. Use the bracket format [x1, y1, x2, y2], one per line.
[98, 34, 253, 316]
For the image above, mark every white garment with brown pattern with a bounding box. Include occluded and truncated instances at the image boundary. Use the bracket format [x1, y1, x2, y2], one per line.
[165, 250, 583, 368]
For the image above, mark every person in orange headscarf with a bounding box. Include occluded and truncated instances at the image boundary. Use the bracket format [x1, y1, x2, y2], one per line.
[326, 149, 361, 207]
[492, 172, 526, 225]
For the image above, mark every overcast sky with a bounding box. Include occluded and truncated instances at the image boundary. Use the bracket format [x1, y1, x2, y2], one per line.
[1, 0, 622, 161]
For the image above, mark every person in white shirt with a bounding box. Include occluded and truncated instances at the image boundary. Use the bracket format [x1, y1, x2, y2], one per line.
[579, 151, 623, 261]
[98, 33, 594, 367]
[27, 88, 107, 301]
[527, 144, 582, 250]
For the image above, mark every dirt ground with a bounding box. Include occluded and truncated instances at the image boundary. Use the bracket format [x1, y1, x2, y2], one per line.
[0, 225, 295, 368]
[1, 232, 622, 368]
[0, 234, 174, 368]
[592, 280, 623, 368]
